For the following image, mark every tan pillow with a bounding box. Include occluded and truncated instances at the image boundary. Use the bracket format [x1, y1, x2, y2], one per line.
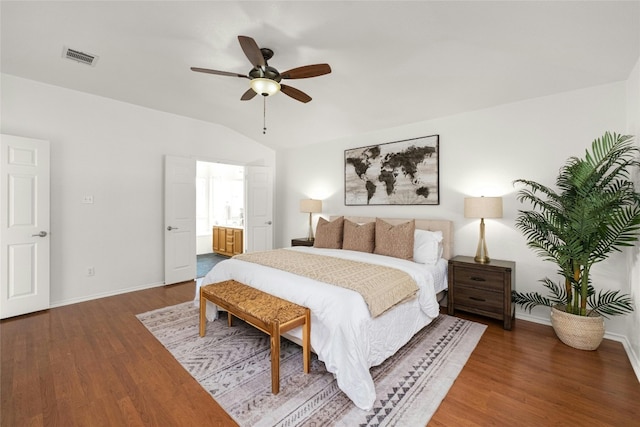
[374, 218, 415, 260]
[342, 220, 375, 253]
[314, 216, 344, 249]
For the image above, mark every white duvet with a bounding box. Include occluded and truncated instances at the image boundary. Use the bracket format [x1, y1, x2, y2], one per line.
[194, 246, 447, 410]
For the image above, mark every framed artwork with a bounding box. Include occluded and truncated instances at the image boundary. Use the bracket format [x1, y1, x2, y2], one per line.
[344, 135, 439, 205]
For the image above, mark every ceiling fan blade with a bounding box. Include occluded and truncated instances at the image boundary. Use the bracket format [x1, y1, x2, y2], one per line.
[190, 67, 249, 79]
[238, 35, 265, 67]
[240, 88, 257, 101]
[281, 64, 332, 79]
[280, 84, 312, 103]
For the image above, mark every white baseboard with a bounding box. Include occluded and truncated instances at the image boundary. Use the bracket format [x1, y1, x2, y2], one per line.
[620, 336, 640, 383]
[49, 281, 167, 309]
[515, 312, 640, 383]
[516, 311, 551, 326]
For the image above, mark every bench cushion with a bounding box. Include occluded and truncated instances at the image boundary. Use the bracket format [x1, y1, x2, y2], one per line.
[201, 280, 307, 324]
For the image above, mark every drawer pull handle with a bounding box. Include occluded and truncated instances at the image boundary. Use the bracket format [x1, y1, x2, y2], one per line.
[469, 296, 486, 302]
[470, 276, 486, 282]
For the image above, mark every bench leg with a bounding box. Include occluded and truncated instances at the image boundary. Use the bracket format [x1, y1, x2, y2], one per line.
[227, 311, 233, 327]
[271, 322, 280, 394]
[303, 309, 310, 374]
[199, 290, 207, 337]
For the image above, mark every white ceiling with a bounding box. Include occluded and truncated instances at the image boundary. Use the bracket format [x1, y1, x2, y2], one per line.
[2, 1, 639, 150]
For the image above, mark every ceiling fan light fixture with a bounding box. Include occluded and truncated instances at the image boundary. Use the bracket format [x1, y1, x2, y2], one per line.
[250, 78, 280, 96]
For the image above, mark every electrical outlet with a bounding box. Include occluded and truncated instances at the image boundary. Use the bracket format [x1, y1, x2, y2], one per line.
[82, 195, 94, 204]
[87, 267, 95, 276]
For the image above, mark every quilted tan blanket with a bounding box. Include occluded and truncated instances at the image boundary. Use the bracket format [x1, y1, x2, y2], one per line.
[234, 249, 418, 317]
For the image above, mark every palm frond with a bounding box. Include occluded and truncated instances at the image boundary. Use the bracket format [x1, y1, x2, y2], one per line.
[512, 278, 567, 312]
[541, 278, 568, 302]
[588, 290, 635, 318]
[512, 291, 554, 313]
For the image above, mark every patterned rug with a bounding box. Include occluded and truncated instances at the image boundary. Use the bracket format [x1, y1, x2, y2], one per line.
[137, 302, 486, 427]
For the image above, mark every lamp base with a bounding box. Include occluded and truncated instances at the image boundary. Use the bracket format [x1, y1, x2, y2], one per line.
[474, 218, 490, 263]
[307, 212, 314, 241]
[474, 254, 490, 264]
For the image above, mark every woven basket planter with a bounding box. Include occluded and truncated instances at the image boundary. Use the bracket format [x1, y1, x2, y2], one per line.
[550, 305, 605, 351]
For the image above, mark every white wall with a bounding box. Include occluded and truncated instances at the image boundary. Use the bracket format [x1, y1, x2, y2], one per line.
[626, 57, 640, 378]
[276, 81, 631, 337]
[1, 74, 275, 306]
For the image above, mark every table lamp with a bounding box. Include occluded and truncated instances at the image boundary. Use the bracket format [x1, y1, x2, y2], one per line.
[464, 196, 503, 263]
[300, 199, 322, 241]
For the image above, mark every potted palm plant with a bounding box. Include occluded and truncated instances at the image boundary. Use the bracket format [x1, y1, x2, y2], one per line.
[513, 132, 639, 350]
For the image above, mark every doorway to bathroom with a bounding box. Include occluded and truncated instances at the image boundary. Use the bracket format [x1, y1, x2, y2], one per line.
[196, 161, 245, 278]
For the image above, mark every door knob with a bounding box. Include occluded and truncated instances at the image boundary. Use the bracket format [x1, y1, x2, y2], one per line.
[167, 226, 179, 231]
[32, 231, 48, 237]
[265, 221, 272, 225]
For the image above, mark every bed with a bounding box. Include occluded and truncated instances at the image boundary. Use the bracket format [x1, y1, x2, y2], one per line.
[195, 216, 453, 410]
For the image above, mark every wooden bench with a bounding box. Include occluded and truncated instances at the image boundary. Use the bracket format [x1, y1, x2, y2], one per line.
[199, 280, 311, 394]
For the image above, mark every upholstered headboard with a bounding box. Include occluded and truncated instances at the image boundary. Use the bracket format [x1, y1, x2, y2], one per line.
[329, 216, 454, 260]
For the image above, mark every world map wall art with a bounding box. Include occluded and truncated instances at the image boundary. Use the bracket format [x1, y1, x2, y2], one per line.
[344, 135, 439, 205]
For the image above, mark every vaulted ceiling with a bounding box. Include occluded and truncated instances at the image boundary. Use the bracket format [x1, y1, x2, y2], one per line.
[2, 1, 639, 150]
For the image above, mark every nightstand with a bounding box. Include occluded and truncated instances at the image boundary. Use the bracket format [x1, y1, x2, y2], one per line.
[447, 255, 516, 330]
[291, 238, 315, 247]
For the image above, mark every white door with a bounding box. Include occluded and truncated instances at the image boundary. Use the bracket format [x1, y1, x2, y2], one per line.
[164, 156, 196, 284]
[0, 135, 50, 319]
[245, 166, 273, 252]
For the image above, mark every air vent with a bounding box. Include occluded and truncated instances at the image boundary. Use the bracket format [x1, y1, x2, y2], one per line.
[62, 46, 99, 66]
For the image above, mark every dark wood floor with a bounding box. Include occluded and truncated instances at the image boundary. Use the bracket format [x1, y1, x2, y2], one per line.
[2, 281, 639, 427]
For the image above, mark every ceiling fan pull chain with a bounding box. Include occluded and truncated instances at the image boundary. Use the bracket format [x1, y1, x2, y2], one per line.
[263, 96, 267, 134]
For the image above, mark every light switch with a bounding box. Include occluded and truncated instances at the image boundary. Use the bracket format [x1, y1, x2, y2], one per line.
[82, 195, 94, 204]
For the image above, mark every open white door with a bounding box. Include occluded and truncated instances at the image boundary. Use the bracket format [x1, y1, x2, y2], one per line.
[164, 156, 196, 284]
[0, 135, 50, 319]
[245, 165, 273, 252]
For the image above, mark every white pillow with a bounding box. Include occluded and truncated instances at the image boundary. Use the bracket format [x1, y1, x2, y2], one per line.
[413, 229, 443, 264]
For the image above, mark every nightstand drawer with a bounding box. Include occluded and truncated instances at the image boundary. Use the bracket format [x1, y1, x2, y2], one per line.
[454, 285, 503, 314]
[452, 267, 505, 292]
[448, 256, 516, 330]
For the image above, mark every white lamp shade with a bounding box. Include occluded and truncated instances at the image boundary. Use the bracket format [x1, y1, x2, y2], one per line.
[300, 199, 322, 213]
[464, 196, 503, 219]
[250, 78, 281, 96]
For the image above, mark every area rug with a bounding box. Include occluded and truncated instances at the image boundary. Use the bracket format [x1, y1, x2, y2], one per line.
[137, 302, 486, 427]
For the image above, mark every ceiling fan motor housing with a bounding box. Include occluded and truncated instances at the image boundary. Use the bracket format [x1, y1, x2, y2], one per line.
[249, 65, 281, 82]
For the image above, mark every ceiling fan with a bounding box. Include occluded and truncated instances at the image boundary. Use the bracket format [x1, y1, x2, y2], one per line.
[191, 35, 331, 103]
